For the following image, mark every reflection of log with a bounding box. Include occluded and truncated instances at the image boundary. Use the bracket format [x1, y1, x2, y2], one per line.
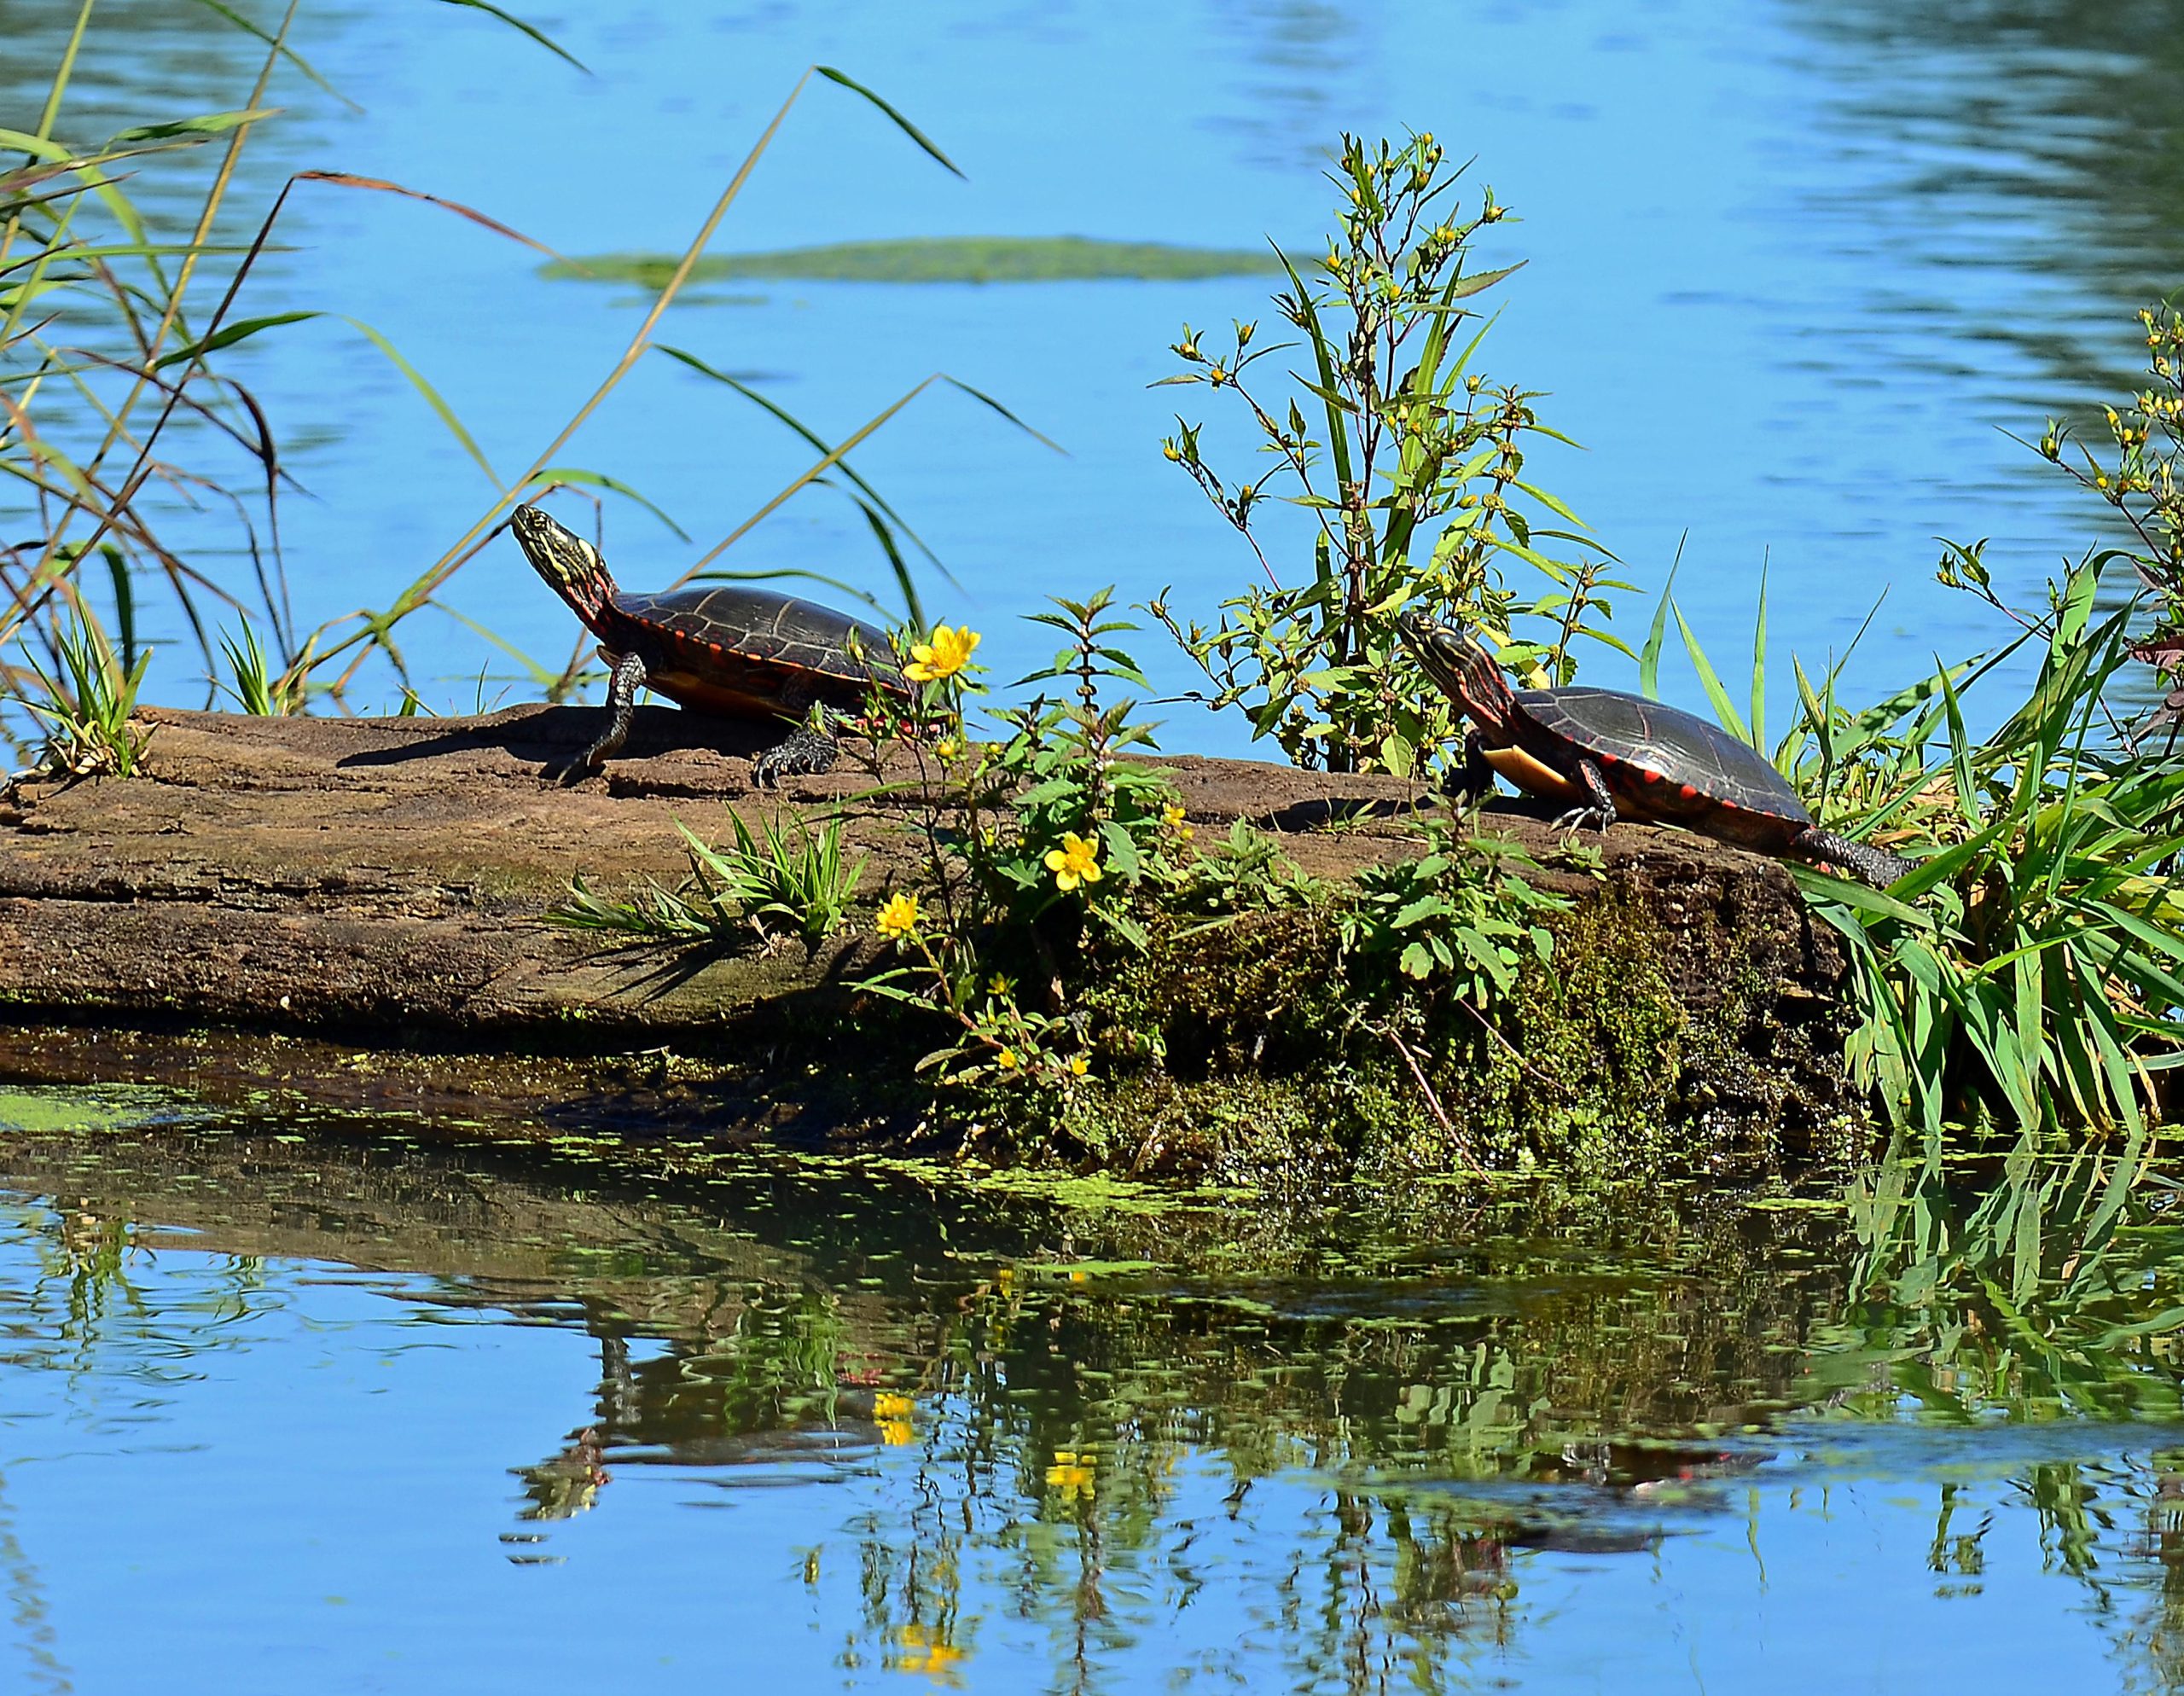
[0, 706, 1857, 1151]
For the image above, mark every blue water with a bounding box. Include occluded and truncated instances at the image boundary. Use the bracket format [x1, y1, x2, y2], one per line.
[5, 0, 2166, 744]
[4, 1111, 2183, 1693]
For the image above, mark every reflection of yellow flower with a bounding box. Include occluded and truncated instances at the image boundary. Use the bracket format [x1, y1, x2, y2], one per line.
[1043, 831, 1103, 892]
[876, 892, 921, 940]
[879, 1419, 916, 1447]
[905, 624, 979, 683]
[891, 1623, 968, 1678]
[1069, 1055, 1089, 1077]
[1046, 1449, 1097, 1500]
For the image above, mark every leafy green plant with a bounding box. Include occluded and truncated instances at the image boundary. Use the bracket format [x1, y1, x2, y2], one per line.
[857, 592, 1196, 1090]
[1790, 561, 2184, 1143]
[7, 613, 152, 781]
[1151, 131, 1626, 776]
[551, 810, 865, 950]
[1165, 818, 1327, 922]
[1339, 825, 1566, 1001]
[2032, 303, 2184, 683]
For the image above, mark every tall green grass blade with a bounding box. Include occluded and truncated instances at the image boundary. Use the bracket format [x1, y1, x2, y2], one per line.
[340, 316, 499, 486]
[434, 0, 590, 72]
[189, 0, 357, 109]
[151, 309, 321, 371]
[814, 67, 963, 178]
[658, 344, 944, 568]
[105, 107, 283, 145]
[1670, 599, 1750, 745]
[101, 543, 135, 675]
[1638, 537, 1682, 700]
[1750, 553, 1768, 752]
[526, 468, 688, 541]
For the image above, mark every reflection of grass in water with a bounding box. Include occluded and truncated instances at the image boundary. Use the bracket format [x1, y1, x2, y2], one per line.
[544, 235, 1287, 288]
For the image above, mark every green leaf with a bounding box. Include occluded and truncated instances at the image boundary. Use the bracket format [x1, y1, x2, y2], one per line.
[105, 107, 282, 145]
[152, 310, 322, 371]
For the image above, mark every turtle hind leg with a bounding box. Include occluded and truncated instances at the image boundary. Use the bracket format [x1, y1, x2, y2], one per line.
[1795, 826, 1914, 889]
[751, 706, 842, 787]
[1551, 758, 1618, 833]
[557, 649, 645, 784]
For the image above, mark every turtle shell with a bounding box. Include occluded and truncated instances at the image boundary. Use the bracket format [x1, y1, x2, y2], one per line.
[602, 585, 909, 717]
[1511, 685, 1811, 851]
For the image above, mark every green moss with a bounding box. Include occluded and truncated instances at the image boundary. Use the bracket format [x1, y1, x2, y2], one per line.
[1066, 892, 1830, 1184]
[541, 236, 1287, 288]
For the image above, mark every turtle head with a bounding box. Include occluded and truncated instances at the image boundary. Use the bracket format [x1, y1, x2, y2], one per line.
[1397, 611, 1518, 732]
[511, 504, 616, 625]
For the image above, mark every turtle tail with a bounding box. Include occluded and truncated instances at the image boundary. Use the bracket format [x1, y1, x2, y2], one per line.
[1797, 828, 1914, 890]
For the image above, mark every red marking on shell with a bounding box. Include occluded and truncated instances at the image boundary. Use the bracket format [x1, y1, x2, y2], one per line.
[1597, 751, 1618, 764]
[1641, 767, 1663, 782]
[1676, 782, 1699, 799]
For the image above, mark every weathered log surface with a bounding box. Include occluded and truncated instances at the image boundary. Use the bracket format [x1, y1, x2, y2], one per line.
[0, 705, 1848, 1071]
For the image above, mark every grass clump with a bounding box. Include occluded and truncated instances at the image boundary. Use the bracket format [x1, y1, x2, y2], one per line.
[552, 811, 866, 950]
[6, 614, 152, 783]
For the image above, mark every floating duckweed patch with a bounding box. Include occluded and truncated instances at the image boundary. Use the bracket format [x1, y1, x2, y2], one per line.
[541, 235, 1287, 288]
[0, 1083, 199, 1136]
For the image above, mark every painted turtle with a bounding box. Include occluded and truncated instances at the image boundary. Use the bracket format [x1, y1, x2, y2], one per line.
[511, 504, 909, 784]
[1399, 613, 1912, 887]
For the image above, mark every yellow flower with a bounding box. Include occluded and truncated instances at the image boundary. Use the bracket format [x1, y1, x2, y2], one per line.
[876, 892, 921, 940]
[996, 1047, 1019, 1071]
[874, 1391, 915, 1420]
[933, 736, 959, 761]
[1069, 1055, 1089, 1077]
[905, 624, 980, 683]
[987, 973, 1014, 997]
[1163, 802, 1188, 828]
[1043, 831, 1103, 892]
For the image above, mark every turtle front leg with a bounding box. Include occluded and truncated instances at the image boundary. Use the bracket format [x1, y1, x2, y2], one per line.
[751, 682, 842, 787]
[1441, 729, 1498, 806]
[1551, 758, 1618, 833]
[557, 649, 646, 784]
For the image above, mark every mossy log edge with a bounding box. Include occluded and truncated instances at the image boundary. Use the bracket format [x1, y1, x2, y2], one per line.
[0, 706, 1868, 1175]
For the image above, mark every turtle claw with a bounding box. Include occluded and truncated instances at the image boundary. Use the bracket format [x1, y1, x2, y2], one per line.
[750, 716, 841, 787]
[1551, 804, 1613, 833]
[750, 742, 838, 788]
